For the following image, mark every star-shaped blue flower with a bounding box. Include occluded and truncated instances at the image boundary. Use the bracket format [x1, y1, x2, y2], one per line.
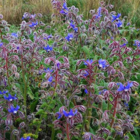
[44, 68, 53, 73]
[112, 13, 121, 22]
[0, 42, 3, 47]
[8, 105, 20, 114]
[0, 90, 8, 95]
[29, 21, 38, 28]
[62, 2, 68, 10]
[63, 109, 77, 118]
[117, 82, 133, 92]
[20, 136, 31, 140]
[4, 94, 17, 101]
[48, 76, 53, 82]
[65, 33, 73, 42]
[84, 89, 88, 94]
[116, 20, 122, 27]
[44, 45, 53, 52]
[96, 7, 102, 18]
[11, 33, 18, 38]
[134, 40, 140, 47]
[98, 59, 108, 69]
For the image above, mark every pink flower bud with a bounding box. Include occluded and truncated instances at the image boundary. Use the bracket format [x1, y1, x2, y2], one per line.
[11, 64, 17, 72]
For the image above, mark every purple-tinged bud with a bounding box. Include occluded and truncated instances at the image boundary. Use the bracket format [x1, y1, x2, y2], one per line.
[108, 82, 117, 89]
[104, 90, 110, 100]
[15, 72, 20, 79]
[124, 136, 129, 140]
[76, 105, 86, 112]
[19, 122, 25, 129]
[67, 117, 74, 126]
[76, 59, 84, 66]
[123, 123, 134, 131]
[5, 118, 13, 126]
[122, 94, 130, 102]
[57, 133, 63, 140]
[74, 112, 83, 124]
[0, 14, 3, 19]
[12, 129, 19, 136]
[94, 95, 104, 103]
[44, 58, 51, 64]
[117, 61, 124, 67]
[90, 10, 95, 15]
[102, 111, 109, 122]
[18, 111, 25, 119]
[11, 64, 17, 73]
[118, 72, 124, 80]
[132, 81, 139, 87]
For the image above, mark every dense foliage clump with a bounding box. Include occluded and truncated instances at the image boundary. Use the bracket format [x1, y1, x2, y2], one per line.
[0, 0, 140, 140]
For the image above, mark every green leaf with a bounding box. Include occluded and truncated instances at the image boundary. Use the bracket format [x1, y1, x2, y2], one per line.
[82, 46, 90, 55]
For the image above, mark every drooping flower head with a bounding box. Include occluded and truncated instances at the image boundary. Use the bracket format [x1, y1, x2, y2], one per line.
[84, 59, 93, 66]
[63, 109, 77, 118]
[98, 59, 108, 69]
[96, 7, 102, 18]
[60, 2, 69, 15]
[4, 94, 17, 101]
[8, 105, 20, 114]
[70, 20, 78, 32]
[65, 33, 73, 42]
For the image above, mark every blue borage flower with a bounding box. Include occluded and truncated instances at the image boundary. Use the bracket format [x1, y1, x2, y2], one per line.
[63, 109, 77, 118]
[120, 43, 127, 47]
[84, 89, 88, 94]
[29, 21, 38, 28]
[48, 76, 53, 82]
[117, 82, 133, 92]
[44, 68, 53, 73]
[60, 2, 68, 15]
[96, 7, 102, 19]
[4, 94, 17, 101]
[0, 90, 8, 95]
[62, 2, 68, 10]
[0, 42, 3, 47]
[65, 33, 73, 42]
[116, 20, 122, 27]
[84, 59, 93, 66]
[44, 34, 53, 40]
[8, 105, 20, 114]
[70, 20, 78, 32]
[112, 13, 121, 22]
[20, 136, 31, 140]
[98, 59, 108, 69]
[83, 70, 89, 77]
[44, 45, 53, 52]
[11, 33, 18, 38]
[134, 40, 140, 47]
[56, 112, 62, 119]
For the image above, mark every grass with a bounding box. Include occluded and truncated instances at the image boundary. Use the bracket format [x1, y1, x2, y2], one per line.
[0, 0, 140, 26]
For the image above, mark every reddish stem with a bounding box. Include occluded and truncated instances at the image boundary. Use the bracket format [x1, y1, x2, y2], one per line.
[66, 123, 70, 140]
[110, 96, 118, 127]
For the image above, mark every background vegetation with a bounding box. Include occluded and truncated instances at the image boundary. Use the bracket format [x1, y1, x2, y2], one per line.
[0, 0, 140, 26]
